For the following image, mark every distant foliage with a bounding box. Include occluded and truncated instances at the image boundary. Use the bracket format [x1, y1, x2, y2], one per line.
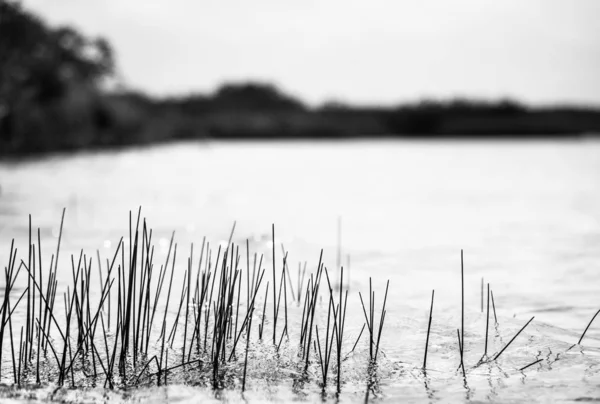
[212, 83, 305, 112]
[0, 0, 114, 153]
[0, 0, 599, 157]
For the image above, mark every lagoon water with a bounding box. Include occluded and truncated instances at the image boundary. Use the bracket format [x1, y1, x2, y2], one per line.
[1, 140, 600, 402]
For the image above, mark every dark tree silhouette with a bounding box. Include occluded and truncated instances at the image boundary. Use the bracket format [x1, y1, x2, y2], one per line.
[0, 0, 114, 146]
[0, 0, 599, 156]
[212, 83, 305, 111]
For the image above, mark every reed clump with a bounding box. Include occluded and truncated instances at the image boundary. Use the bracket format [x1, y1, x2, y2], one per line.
[0, 209, 598, 397]
[0, 209, 387, 393]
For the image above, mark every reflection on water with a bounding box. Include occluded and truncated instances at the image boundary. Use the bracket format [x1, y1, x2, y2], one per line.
[1, 139, 600, 402]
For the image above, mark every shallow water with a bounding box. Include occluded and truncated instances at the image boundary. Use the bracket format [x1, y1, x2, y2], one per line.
[1, 139, 599, 402]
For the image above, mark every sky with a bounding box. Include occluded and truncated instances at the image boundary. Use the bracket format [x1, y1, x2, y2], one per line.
[22, 0, 600, 106]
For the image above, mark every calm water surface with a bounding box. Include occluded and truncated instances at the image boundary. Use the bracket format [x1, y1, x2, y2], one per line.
[0, 140, 599, 402]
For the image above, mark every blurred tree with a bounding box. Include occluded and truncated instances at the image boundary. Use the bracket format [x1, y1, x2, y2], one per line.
[0, 0, 115, 147]
[212, 82, 305, 111]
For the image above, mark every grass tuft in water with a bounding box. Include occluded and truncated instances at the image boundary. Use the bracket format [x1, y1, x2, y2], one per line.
[423, 290, 434, 371]
[2, 208, 597, 399]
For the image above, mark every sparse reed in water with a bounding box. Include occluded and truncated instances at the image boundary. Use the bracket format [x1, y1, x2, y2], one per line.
[460, 250, 465, 362]
[484, 283, 490, 358]
[456, 329, 465, 378]
[577, 308, 600, 345]
[519, 358, 542, 371]
[358, 278, 389, 362]
[423, 290, 434, 370]
[493, 316, 535, 361]
[491, 289, 498, 324]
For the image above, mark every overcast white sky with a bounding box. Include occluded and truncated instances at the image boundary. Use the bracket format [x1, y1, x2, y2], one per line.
[22, 0, 600, 106]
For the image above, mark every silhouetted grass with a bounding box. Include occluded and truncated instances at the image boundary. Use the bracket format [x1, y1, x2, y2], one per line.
[520, 358, 542, 371]
[456, 329, 465, 379]
[483, 284, 490, 358]
[577, 309, 600, 345]
[0, 208, 597, 397]
[358, 278, 389, 362]
[423, 290, 434, 370]
[460, 250, 465, 371]
[491, 289, 498, 324]
[493, 317, 535, 361]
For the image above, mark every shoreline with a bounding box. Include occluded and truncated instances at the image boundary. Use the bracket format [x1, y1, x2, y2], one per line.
[1, 131, 599, 162]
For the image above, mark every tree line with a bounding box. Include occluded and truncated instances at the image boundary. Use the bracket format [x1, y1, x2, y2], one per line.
[1, 0, 599, 157]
